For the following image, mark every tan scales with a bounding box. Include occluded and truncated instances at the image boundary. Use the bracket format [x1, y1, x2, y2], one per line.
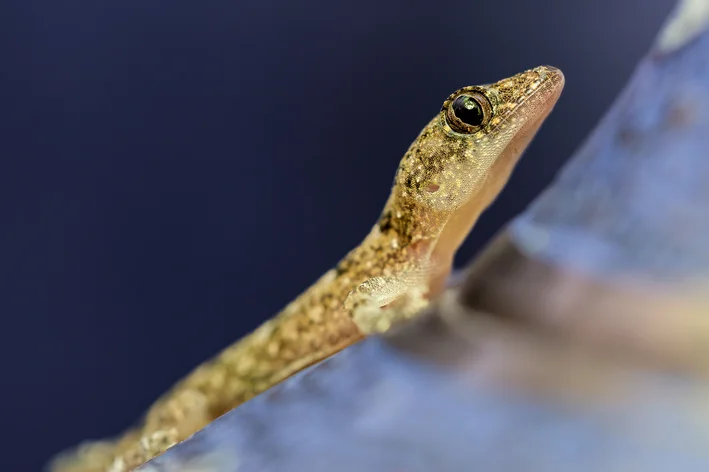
[51, 65, 564, 472]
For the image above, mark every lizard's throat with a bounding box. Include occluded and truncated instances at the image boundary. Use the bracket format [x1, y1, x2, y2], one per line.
[431, 192, 487, 265]
[426, 193, 489, 295]
[425, 115, 554, 295]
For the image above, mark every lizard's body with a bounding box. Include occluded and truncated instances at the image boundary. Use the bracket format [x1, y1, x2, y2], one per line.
[51, 66, 564, 472]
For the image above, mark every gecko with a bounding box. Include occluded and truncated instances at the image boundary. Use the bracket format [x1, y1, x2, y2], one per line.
[50, 65, 564, 472]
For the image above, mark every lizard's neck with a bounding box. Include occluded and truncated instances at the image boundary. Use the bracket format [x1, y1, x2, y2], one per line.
[348, 223, 451, 300]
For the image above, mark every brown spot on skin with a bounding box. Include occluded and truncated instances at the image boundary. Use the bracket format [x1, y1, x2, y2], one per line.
[377, 210, 394, 233]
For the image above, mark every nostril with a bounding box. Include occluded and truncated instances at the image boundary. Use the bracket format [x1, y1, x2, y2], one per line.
[425, 183, 440, 193]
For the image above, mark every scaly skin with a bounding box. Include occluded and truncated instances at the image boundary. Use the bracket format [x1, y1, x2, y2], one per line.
[51, 65, 564, 472]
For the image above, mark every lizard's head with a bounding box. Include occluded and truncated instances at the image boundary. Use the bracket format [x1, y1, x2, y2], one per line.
[379, 65, 564, 268]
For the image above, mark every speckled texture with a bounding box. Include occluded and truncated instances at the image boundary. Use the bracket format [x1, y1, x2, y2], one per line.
[121, 3, 709, 471]
[134, 7, 709, 468]
[50, 66, 563, 472]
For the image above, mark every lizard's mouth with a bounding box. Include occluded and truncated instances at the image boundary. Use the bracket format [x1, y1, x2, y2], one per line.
[510, 69, 565, 149]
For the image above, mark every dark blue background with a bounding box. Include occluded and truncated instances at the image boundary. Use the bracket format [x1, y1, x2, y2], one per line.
[2, 1, 674, 470]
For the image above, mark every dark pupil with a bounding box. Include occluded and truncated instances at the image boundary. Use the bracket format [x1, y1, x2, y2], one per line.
[452, 95, 483, 127]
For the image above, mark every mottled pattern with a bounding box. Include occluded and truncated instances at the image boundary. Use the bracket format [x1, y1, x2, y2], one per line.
[383, 67, 563, 243]
[50, 66, 563, 472]
[116, 3, 709, 471]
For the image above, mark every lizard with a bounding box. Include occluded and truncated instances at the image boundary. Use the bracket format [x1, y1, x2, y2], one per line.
[50, 65, 564, 472]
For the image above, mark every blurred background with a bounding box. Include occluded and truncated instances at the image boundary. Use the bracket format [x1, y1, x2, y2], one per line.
[1, 0, 675, 470]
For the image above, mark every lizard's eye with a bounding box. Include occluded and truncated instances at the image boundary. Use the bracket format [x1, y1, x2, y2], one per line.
[445, 92, 492, 133]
